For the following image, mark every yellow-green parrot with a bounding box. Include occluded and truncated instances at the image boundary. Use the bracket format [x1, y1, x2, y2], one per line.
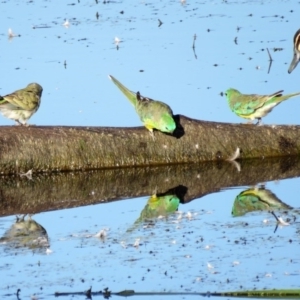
[109, 75, 176, 133]
[226, 88, 300, 124]
[0, 83, 43, 125]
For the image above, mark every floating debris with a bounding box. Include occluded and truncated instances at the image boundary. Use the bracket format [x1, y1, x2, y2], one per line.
[270, 211, 290, 226]
[114, 36, 121, 50]
[207, 262, 214, 269]
[95, 228, 107, 239]
[134, 238, 140, 248]
[31, 294, 38, 300]
[63, 19, 70, 28]
[232, 260, 240, 266]
[8, 28, 20, 40]
[277, 216, 290, 226]
[186, 211, 192, 220]
[46, 248, 53, 255]
[20, 169, 33, 180]
[120, 241, 127, 249]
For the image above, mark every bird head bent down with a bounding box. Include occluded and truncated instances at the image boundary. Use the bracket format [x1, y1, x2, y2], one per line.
[136, 91, 176, 134]
[26, 83, 43, 97]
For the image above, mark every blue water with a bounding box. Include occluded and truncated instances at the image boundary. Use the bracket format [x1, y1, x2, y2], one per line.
[0, 0, 299, 299]
[1, 0, 300, 127]
[0, 177, 299, 299]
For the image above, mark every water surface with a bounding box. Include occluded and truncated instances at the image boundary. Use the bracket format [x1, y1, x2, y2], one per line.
[0, 0, 299, 299]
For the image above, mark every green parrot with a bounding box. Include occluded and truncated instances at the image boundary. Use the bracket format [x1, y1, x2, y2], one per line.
[232, 187, 292, 217]
[109, 75, 176, 134]
[0, 82, 43, 125]
[288, 28, 300, 74]
[226, 88, 300, 124]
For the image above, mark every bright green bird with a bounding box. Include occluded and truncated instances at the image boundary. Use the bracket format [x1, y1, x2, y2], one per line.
[109, 75, 176, 134]
[0, 82, 43, 126]
[288, 28, 300, 74]
[226, 88, 300, 124]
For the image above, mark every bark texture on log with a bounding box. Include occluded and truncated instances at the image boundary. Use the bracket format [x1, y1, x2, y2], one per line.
[0, 115, 299, 174]
[0, 157, 299, 217]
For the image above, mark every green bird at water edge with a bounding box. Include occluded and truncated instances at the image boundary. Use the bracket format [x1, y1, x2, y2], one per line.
[109, 75, 176, 134]
[225, 88, 300, 125]
[288, 28, 300, 74]
[0, 83, 43, 125]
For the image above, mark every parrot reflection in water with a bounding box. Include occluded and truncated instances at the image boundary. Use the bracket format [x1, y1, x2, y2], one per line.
[0, 215, 49, 251]
[127, 194, 180, 232]
[232, 187, 292, 217]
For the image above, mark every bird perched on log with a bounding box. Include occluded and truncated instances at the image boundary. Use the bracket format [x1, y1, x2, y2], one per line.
[225, 88, 300, 124]
[0, 83, 43, 125]
[288, 28, 300, 74]
[109, 75, 176, 135]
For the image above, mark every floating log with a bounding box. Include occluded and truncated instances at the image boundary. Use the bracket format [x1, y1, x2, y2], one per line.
[0, 115, 299, 175]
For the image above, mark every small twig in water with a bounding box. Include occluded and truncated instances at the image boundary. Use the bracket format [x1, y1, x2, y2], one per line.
[32, 25, 51, 29]
[270, 210, 279, 222]
[85, 287, 92, 299]
[266, 48, 273, 74]
[266, 48, 273, 62]
[270, 210, 290, 233]
[16, 289, 21, 300]
[192, 34, 197, 59]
